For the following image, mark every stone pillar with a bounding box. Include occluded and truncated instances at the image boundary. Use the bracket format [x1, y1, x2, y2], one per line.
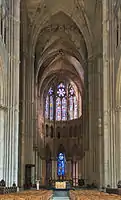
[76, 161, 78, 186]
[34, 148, 38, 180]
[42, 160, 46, 185]
[40, 157, 42, 184]
[78, 160, 81, 179]
[3, 0, 20, 187]
[87, 59, 94, 184]
[52, 160, 54, 179]
[52, 160, 56, 180]
[103, 0, 110, 187]
[0, 109, 4, 180]
[67, 161, 71, 179]
[119, 110, 121, 181]
[97, 57, 103, 188]
[54, 161, 57, 180]
[115, 108, 121, 185]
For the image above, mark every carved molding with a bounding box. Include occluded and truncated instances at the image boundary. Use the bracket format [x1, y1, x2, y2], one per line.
[40, 24, 81, 35]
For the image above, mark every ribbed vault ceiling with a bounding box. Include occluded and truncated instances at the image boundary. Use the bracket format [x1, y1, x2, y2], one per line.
[34, 11, 87, 95]
[21, 0, 102, 97]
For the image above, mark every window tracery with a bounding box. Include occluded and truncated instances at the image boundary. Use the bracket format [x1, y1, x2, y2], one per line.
[44, 82, 80, 121]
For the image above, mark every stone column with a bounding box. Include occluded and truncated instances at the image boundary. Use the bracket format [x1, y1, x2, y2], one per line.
[37, 153, 40, 179]
[115, 108, 121, 184]
[102, 0, 110, 187]
[52, 160, 55, 180]
[87, 59, 94, 184]
[40, 157, 42, 184]
[78, 160, 81, 179]
[34, 148, 38, 180]
[55, 161, 57, 180]
[68, 161, 71, 179]
[0, 109, 4, 180]
[4, 0, 20, 187]
[97, 57, 103, 188]
[42, 160, 46, 185]
[119, 109, 121, 181]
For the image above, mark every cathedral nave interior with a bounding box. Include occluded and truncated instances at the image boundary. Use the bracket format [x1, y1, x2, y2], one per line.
[0, 1, 121, 197]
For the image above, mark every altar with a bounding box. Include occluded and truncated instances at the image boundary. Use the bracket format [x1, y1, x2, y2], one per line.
[55, 181, 66, 189]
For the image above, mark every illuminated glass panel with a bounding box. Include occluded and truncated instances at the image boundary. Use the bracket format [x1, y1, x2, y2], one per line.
[45, 82, 79, 121]
[57, 88, 66, 97]
[57, 153, 65, 176]
[57, 83, 66, 98]
[48, 87, 53, 95]
[56, 97, 61, 121]
[70, 87, 74, 96]
[69, 96, 74, 120]
[58, 83, 65, 89]
[74, 96, 78, 119]
[62, 97, 67, 120]
[45, 96, 49, 118]
[50, 95, 53, 120]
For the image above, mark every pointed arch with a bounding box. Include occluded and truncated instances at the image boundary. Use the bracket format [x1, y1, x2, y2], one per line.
[30, 9, 93, 60]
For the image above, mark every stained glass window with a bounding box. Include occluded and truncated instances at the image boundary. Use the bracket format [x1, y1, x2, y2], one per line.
[74, 96, 78, 119]
[50, 95, 53, 120]
[45, 82, 79, 121]
[69, 96, 74, 120]
[57, 83, 66, 97]
[62, 97, 67, 120]
[56, 97, 61, 121]
[70, 87, 74, 96]
[48, 87, 53, 95]
[58, 83, 65, 89]
[45, 96, 49, 118]
[57, 153, 65, 176]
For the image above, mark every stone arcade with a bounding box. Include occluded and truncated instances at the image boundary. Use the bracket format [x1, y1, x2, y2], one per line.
[0, 0, 121, 193]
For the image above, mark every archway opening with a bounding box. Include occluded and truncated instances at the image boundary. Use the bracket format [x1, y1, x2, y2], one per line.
[34, 9, 89, 187]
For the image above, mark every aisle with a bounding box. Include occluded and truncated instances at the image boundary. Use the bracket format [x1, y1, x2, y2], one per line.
[52, 190, 70, 199]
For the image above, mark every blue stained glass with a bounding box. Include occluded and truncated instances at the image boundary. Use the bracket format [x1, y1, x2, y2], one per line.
[56, 97, 61, 121]
[48, 87, 53, 95]
[62, 97, 67, 120]
[45, 96, 49, 118]
[57, 153, 65, 176]
[50, 95, 53, 120]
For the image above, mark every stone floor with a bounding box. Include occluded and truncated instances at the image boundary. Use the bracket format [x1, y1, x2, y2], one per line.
[52, 190, 70, 199]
